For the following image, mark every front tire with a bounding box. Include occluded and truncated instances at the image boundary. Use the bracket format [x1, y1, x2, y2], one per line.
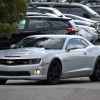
[47, 60, 62, 84]
[0, 79, 7, 85]
[89, 60, 100, 81]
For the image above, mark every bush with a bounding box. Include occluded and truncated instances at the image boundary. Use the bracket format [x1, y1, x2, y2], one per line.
[0, 23, 16, 38]
[0, 0, 27, 38]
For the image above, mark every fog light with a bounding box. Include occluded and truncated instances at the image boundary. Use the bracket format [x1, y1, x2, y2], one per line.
[36, 70, 40, 75]
[32, 69, 41, 75]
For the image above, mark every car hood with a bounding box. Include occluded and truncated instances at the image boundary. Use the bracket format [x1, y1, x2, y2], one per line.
[0, 48, 61, 59]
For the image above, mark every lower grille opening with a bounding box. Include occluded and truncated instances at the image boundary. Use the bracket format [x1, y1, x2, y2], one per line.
[0, 71, 30, 76]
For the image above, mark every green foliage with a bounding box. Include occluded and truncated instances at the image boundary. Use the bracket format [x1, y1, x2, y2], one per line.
[0, 23, 16, 38]
[0, 0, 27, 37]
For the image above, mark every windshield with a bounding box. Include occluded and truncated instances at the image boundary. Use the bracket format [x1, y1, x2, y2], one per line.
[15, 37, 65, 49]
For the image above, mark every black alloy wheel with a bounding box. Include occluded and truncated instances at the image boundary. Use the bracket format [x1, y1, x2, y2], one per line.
[47, 60, 62, 84]
[90, 60, 100, 81]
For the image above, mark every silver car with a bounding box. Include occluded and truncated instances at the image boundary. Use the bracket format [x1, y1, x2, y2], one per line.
[0, 35, 100, 84]
[77, 25, 98, 42]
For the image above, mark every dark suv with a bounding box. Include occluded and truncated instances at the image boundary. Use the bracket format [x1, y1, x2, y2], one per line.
[11, 16, 77, 44]
[29, 2, 100, 21]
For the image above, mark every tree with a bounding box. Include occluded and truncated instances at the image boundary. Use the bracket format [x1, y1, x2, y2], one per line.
[0, 0, 27, 38]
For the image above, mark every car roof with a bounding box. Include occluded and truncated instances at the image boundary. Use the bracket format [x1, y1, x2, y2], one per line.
[65, 14, 97, 23]
[25, 15, 71, 20]
[27, 34, 83, 39]
[37, 6, 58, 11]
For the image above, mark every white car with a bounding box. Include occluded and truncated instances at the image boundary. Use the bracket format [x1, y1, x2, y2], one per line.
[0, 35, 100, 84]
[64, 14, 98, 23]
[77, 25, 98, 42]
[64, 14, 100, 33]
[27, 6, 66, 17]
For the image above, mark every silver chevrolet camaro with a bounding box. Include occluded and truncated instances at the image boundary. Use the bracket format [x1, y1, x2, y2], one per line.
[0, 35, 100, 84]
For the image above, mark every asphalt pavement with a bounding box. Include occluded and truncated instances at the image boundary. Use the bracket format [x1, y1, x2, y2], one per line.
[0, 78, 100, 100]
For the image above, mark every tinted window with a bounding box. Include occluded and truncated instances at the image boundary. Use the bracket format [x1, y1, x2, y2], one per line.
[49, 20, 71, 29]
[80, 39, 89, 47]
[67, 38, 88, 50]
[17, 18, 71, 31]
[27, 19, 50, 30]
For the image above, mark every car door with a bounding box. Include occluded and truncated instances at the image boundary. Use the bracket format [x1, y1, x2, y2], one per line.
[62, 38, 92, 77]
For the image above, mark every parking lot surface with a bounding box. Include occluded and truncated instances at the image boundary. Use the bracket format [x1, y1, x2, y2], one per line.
[0, 78, 100, 100]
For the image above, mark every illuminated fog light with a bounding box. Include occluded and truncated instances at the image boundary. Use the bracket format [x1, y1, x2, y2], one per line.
[34, 70, 37, 75]
[32, 69, 41, 75]
[36, 70, 40, 75]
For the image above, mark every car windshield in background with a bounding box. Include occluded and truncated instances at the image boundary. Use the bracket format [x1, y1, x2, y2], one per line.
[15, 37, 65, 49]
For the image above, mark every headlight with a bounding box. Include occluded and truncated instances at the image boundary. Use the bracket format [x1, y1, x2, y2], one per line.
[29, 58, 41, 64]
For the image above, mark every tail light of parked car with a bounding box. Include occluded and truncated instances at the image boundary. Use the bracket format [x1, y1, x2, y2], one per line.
[66, 27, 77, 34]
[66, 20, 78, 34]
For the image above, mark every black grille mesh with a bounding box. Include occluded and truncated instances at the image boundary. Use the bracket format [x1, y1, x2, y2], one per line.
[0, 59, 31, 65]
[0, 71, 30, 76]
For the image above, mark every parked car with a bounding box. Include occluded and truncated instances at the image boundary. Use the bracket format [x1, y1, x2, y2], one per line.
[29, 2, 100, 21]
[11, 16, 77, 44]
[77, 25, 98, 42]
[26, 12, 58, 17]
[80, 0, 100, 15]
[64, 14, 99, 25]
[0, 35, 100, 84]
[64, 14, 100, 37]
[74, 20, 95, 27]
[80, 0, 100, 5]
[27, 6, 66, 17]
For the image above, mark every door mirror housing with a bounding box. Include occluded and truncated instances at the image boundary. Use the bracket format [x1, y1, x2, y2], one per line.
[67, 47, 78, 52]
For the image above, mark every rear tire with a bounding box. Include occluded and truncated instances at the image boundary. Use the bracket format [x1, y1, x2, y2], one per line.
[89, 60, 100, 81]
[47, 60, 62, 84]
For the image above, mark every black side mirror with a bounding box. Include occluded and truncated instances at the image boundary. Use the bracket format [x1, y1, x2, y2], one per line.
[67, 47, 78, 52]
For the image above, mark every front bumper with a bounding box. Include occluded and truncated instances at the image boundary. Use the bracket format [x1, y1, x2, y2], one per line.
[0, 64, 48, 80]
[0, 75, 47, 80]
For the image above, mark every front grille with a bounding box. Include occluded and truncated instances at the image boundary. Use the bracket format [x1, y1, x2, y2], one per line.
[0, 59, 32, 65]
[0, 71, 30, 76]
[0, 59, 41, 65]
